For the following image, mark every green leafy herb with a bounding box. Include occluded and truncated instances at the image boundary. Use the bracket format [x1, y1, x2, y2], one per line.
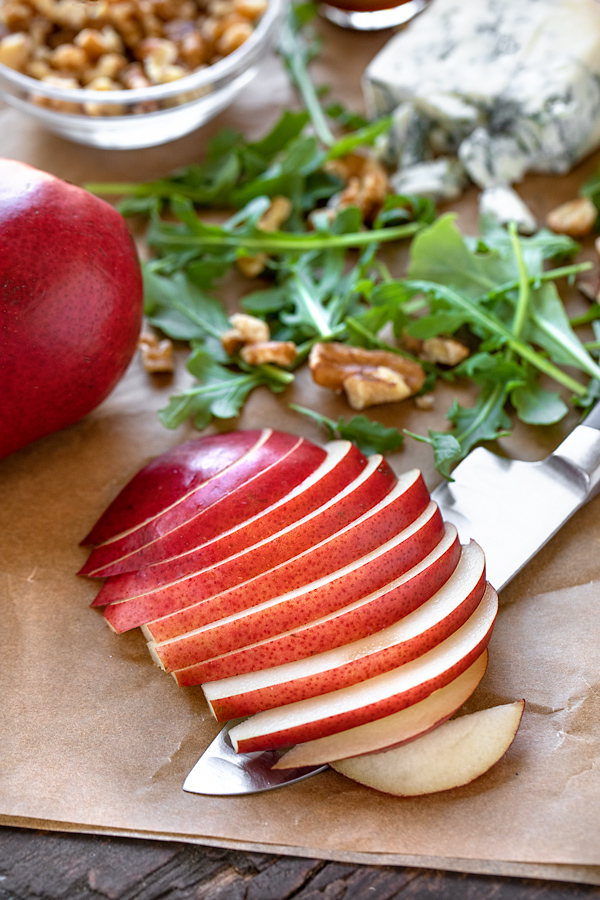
[368, 216, 596, 476]
[159, 349, 293, 430]
[290, 404, 404, 455]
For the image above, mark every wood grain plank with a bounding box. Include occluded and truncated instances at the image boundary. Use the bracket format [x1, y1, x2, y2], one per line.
[1, 828, 600, 900]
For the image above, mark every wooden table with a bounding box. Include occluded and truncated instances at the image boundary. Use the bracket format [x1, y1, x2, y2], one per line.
[0, 827, 599, 899]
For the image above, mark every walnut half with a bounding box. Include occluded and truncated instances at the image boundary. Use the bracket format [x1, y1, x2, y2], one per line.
[309, 342, 426, 410]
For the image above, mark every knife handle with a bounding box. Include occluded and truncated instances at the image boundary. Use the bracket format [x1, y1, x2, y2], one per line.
[553, 400, 600, 499]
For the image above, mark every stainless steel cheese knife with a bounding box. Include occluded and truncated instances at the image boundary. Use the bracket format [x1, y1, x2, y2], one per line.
[183, 403, 600, 796]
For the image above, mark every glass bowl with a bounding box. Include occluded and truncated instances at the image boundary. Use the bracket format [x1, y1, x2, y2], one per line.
[0, 0, 284, 150]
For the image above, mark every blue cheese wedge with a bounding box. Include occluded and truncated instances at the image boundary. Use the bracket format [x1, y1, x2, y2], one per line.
[364, 0, 600, 213]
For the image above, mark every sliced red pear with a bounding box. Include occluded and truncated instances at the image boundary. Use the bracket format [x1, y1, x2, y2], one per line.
[93, 440, 376, 604]
[103, 465, 426, 635]
[95, 451, 399, 608]
[81, 429, 266, 546]
[274, 650, 488, 768]
[329, 699, 525, 796]
[203, 540, 487, 721]
[147, 501, 446, 671]
[172, 524, 461, 686]
[227, 583, 498, 753]
[81, 432, 326, 577]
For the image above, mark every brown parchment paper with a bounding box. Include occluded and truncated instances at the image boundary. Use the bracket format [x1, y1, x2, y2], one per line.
[2, 19, 600, 885]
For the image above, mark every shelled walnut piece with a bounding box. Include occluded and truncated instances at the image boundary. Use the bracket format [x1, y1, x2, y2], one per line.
[221, 312, 297, 367]
[309, 342, 426, 411]
[546, 196, 597, 238]
[325, 152, 389, 225]
[0, 0, 267, 95]
[401, 329, 470, 368]
[138, 331, 174, 373]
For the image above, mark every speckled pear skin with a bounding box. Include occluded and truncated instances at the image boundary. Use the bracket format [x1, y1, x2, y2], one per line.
[0, 158, 144, 461]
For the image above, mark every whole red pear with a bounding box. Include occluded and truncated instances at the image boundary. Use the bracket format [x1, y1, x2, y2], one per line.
[0, 158, 144, 461]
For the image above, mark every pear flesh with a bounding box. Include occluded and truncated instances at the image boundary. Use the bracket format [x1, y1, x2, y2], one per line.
[331, 700, 525, 796]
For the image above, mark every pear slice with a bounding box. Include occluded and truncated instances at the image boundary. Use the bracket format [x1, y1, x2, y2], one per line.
[330, 700, 525, 796]
[274, 651, 488, 769]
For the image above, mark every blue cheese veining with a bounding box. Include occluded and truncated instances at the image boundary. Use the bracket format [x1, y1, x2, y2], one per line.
[364, 0, 600, 226]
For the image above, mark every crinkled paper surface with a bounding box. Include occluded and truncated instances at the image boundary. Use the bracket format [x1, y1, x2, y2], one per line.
[1, 19, 600, 885]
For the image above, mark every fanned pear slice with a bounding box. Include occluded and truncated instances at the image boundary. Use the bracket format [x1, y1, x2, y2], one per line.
[330, 700, 525, 796]
[228, 584, 498, 753]
[118, 469, 431, 639]
[100, 455, 405, 634]
[203, 541, 486, 721]
[93, 440, 376, 604]
[274, 650, 488, 768]
[81, 431, 325, 577]
[147, 501, 446, 670]
[172, 524, 461, 686]
[81, 429, 266, 546]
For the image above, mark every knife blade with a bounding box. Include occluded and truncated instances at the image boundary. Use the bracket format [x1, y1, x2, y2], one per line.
[431, 403, 600, 591]
[184, 404, 600, 796]
[183, 719, 328, 795]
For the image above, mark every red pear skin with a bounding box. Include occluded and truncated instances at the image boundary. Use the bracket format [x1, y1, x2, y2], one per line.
[134, 479, 435, 642]
[0, 159, 143, 461]
[229, 585, 498, 753]
[82, 429, 265, 545]
[205, 543, 487, 720]
[81, 433, 326, 576]
[173, 526, 461, 685]
[273, 651, 489, 769]
[101, 466, 406, 640]
[92, 442, 376, 604]
[149, 502, 446, 671]
[100, 461, 412, 633]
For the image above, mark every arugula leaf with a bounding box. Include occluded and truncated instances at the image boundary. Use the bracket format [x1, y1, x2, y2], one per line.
[326, 101, 369, 131]
[408, 214, 514, 298]
[406, 382, 513, 479]
[326, 117, 392, 161]
[86, 110, 314, 214]
[387, 215, 599, 475]
[290, 404, 404, 455]
[510, 379, 568, 425]
[159, 349, 293, 430]
[143, 268, 230, 359]
[525, 282, 600, 381]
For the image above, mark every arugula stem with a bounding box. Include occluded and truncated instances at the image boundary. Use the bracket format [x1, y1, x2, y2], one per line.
[278, 16, 335, 149]
[152, 221, 421, 254]
[486, 262, 593, 300]
[294, 326, 348, 364]
[86, 180, 184, 199]
[404, 279, 588, 396]
[571, 304, 600, 327]
[345, 316, 425, 367]
[507, 222, 530, 340]
[255, 364, 295, 384]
